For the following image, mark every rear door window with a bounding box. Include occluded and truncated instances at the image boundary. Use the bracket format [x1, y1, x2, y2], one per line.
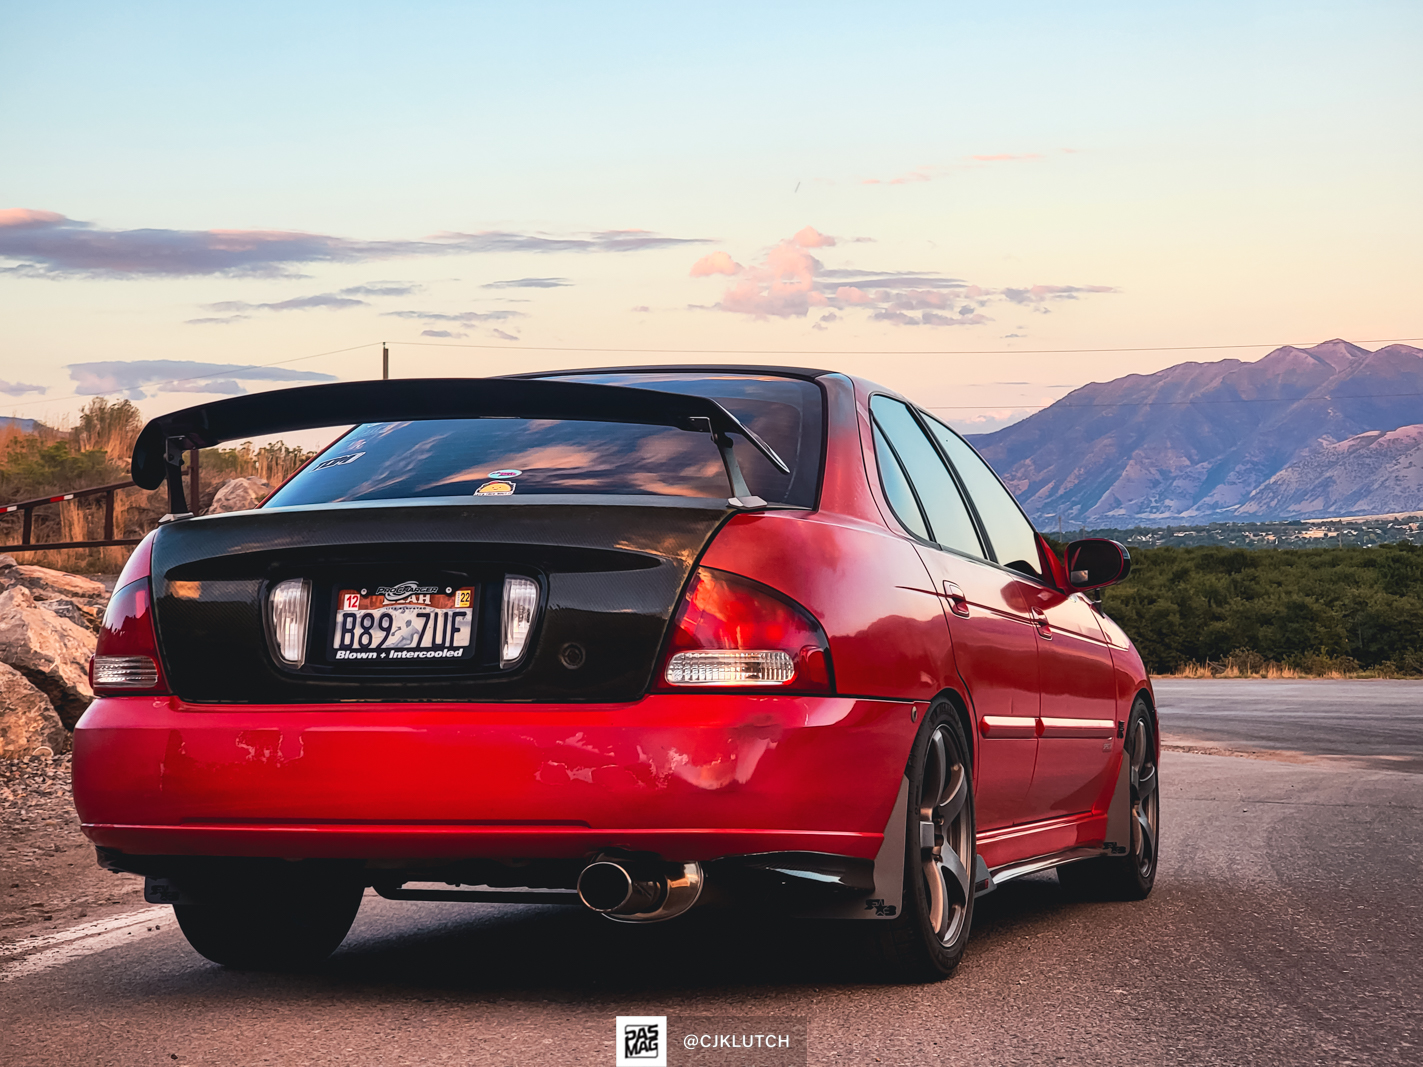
[871, 422, 930, 540]
[870, 396, 984, 557]
[922, 415, 1043, 579]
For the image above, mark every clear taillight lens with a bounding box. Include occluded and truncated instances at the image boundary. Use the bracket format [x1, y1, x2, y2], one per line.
[90, 578, 168, 694]
[659, 567, 832, 692]
[665, 649, 795, 685]
[91, 656, 161, 688]
[268, 578, 311, 668]
[501, 576, 539, 667]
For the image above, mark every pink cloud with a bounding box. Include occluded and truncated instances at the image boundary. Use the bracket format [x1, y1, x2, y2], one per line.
[1002, 284, 1115, 304]
[719, 238, 827, 318]
[689, 250, 742, 277]
[0, 209, 65, 229]
[0, 211, 711, 277]
[692, 227, 1114, 327]
[791, 226, 836, 248]
[969, 153, 1043, 163]
[862, 166, 934, 186]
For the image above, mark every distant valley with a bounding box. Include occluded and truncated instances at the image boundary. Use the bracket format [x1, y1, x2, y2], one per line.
[968, 339, 1423, 525]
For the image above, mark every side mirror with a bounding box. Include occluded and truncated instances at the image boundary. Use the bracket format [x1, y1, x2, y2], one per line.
[1065, 538, 1131, 591]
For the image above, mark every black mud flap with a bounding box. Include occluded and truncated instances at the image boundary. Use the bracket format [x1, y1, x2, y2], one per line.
[973, 855, 995, 896]
[793, 776, 908, 920]
[1103, 749, 1132, 857]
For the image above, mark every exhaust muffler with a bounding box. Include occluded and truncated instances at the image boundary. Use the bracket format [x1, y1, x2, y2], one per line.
[576, 858, 703, 923]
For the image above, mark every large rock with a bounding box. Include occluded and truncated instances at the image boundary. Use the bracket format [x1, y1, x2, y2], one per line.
[0, 662, 67, 758]
[38, 597, 99, 630]
[0, 556, 108, 632]
[0, 555, 107, 600]
[204, 477, 271, 514]
[0, 586, 97, 729]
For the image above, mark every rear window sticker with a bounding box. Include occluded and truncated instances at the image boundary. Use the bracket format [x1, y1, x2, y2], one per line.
[475, 480, 516, 496]
[487, 469, 523, 478]
[314, 451, 366, 471]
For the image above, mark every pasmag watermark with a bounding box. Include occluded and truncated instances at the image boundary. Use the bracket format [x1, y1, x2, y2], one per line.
[615, 1016, 807, 1066]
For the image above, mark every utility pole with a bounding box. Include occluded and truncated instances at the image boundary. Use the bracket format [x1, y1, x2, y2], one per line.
[382, 342, 389, 380]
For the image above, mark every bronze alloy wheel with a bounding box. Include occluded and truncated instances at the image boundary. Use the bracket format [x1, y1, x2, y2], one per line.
[868, 705, 977, 981]
[920, 723, 974, 946]
[1126, 708, 1160, 883]
[1058, 696, 1160, 901]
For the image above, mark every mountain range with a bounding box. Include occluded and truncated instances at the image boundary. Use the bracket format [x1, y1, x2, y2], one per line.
[967, 339, 1423, 525]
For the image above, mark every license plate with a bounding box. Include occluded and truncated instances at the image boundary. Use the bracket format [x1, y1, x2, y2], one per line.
[330, 583, 477, 664]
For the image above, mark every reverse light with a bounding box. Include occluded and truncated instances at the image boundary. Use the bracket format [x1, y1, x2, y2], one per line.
[660, 567, 832, 691]
[90, 578, 168, 694]
[501, 576, 540, 667]
[268, 578, 311, 667]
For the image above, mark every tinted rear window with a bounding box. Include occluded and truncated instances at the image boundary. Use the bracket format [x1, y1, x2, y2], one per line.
[265, 373, 823, 508]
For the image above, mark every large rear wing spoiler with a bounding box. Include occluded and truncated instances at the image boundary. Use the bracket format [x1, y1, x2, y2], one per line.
[131, 377, 789, 515]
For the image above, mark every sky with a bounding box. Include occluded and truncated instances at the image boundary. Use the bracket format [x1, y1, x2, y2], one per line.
[2, 0, 1420, 439]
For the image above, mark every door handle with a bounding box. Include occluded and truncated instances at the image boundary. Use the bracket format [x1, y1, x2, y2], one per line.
[1030, 607, 1052, 638]
[942, 581, 970, 618]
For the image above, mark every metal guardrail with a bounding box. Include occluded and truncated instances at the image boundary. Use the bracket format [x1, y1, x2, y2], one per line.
[0, 449, 203, 554]
[0, 479, 144, 553]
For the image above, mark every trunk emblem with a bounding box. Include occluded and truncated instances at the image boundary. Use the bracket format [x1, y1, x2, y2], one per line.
[375, 581, 440, 603]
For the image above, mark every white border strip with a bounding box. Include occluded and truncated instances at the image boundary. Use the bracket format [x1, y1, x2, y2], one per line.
[0, 906, 172, 982]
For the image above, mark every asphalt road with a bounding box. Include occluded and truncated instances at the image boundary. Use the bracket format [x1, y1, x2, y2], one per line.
[2, 681, 1420, 1066]
[1155, 678, 1423, 773]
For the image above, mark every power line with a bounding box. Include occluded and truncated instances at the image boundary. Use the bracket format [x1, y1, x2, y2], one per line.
[7, 335, 1422, 418]
[929, 391, 1423, 411]
[392, 336, 1423, 356]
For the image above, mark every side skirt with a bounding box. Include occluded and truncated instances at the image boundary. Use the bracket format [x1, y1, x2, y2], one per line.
[988, 846, 1107, 887]
[980, 757, 1131, 887]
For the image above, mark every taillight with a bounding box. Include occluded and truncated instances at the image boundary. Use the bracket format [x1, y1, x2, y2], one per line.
[268, 578, 311, 668]
[90, 578, 169, 694]
[659, 567, 832, 691]
[501, 576, 539, 667]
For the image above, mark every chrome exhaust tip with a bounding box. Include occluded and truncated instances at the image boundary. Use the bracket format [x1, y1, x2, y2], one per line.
[576, 859, 704, 922]
[577, 860, 665, 914]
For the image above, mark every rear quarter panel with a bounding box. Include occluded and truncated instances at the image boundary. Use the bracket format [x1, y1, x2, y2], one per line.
[699, 510, 952, 702]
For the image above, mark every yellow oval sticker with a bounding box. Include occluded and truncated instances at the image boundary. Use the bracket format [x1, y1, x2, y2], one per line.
[475, 480, 515, 496]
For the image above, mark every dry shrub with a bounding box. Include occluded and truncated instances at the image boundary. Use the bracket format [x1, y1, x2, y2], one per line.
[74, 397, 142, 465]
[4, 399, 158, 574]
[203, 441, 312, 486]
[1163, 647, 1390, 679]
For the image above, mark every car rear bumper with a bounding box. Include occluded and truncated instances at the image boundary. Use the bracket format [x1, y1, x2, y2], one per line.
[72, 693, 918, 863]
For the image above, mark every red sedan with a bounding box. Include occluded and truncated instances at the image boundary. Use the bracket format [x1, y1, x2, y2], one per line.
[73, 367, 1158, 980]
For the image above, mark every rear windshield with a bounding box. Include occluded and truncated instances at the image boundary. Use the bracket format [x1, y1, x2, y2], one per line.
[264, 373, 823, 508]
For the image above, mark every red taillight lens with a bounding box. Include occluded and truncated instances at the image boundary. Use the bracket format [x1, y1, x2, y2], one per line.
[659, 567, 832, 692]
[90, 578, 169, 694]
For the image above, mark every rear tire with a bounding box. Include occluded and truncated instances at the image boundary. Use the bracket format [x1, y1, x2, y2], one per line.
[174, 882, 364, 970]
[1057, 697, 1159, 901]
[866, 703, 976, 982]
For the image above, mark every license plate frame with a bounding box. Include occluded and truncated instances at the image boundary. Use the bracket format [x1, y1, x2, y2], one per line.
[327, 580, 478, 666]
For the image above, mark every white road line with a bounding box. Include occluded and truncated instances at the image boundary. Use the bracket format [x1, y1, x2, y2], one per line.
[0, 906, 173, 982]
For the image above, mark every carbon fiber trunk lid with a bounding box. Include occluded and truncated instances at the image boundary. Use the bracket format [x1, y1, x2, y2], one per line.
[149, 496, 729, 704]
